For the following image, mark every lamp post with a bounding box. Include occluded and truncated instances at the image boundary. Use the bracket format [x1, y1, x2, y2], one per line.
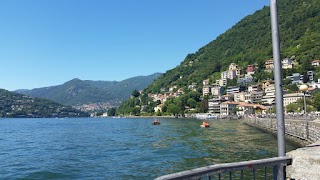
[299, 84, 309, 139]
[270, 0, 287, 178]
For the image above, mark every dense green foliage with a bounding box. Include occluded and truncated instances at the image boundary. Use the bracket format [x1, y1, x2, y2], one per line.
[17, 73, 161, 106]
[0, 89, 89, 118]
[117, 0, 320, 116]
[149, 0, 320, 92]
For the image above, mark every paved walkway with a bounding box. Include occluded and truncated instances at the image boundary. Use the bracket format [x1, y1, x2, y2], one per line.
[286, 141, 320, 180]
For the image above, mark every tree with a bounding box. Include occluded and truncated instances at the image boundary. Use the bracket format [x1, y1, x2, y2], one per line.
[131, 90, 140, 98]
[107, 108, 117, 116]
[167, 104, 180, 117]
[187, 98, 198, 108]
[286, 103, 300, 113]
[199, 99, 208, 113]
[313, 92, 320, 111]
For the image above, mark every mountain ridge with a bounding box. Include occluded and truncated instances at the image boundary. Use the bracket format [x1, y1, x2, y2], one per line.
[16, 73, 162, 107]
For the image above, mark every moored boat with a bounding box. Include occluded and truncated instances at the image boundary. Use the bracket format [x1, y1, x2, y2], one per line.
[152, 120, 161, 125]
[195, 113, 217, 120]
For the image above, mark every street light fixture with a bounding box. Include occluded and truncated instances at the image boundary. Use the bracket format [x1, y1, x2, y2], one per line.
[299, 84, 308, 115]
[299, 84, 308, 139]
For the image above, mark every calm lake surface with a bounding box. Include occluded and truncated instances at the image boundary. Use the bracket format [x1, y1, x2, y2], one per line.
[0, 118, 298, 179]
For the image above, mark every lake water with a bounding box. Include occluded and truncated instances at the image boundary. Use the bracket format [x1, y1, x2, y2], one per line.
[0, 118, 298, 179]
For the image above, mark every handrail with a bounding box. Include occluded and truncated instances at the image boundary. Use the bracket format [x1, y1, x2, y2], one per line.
[155, 156, 292, 180]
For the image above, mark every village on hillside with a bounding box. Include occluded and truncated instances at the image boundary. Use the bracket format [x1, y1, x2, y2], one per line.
[147, 58, 320, 118]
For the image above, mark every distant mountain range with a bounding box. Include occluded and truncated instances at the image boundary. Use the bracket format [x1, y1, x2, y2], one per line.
[15, 73, 162, 107]
[0, 89, 89, 118]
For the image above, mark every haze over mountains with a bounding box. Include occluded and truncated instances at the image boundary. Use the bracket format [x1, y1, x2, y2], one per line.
[16, 73, 162, 109]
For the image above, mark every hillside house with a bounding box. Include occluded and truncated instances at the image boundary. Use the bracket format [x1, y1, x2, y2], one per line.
[216, 78, 227, 87]
[203, 79, 210, 86]
[282, 58, 294, 69]
[248, 84, 262, 92]
[246, 65, 255, 75]
[229, 63, 241, 76]
[265, 59, 274, 72]
[307, 71, 316, 82]
[237, 74, 253, 85]
[211, 86, 225, 96]
[262, 84, 276, 105]
[202, 86, 212, 96]
[312, 60, 320, 67]
[286, 73, 303, 84]
[261, 80, 274, 90]
[226, 86, 246, 95]
[245, 91, 264, 104]
[234, 92, 246, 102]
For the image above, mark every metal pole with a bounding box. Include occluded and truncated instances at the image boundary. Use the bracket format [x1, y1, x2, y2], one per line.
[303, 92, 309, 139]
[270, 0, 286, 157]
[303, 92, 307, 117]
[270, 0, 286, 179]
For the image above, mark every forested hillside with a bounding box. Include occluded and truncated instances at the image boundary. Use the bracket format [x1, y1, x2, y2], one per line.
[145, 0, 320, 94]
[117, 0, 320, 116]
[0, 89, 89, 118]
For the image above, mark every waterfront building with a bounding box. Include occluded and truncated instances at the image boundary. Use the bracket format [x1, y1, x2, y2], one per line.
[208, 96, 227, 115]
[283, 93, 310, 109]
[220, 101, 238, 116]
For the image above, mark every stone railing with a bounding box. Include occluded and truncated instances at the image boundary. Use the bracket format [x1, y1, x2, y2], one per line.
[244, 117, 320, 144]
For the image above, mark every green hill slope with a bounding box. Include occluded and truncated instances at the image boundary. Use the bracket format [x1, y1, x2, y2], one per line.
[117, 0, 320, 116]
[145, 0, 320, 93]
[0, 89, 89, 118]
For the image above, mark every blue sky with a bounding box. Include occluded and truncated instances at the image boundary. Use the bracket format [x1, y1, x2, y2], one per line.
[0, 0, 269, 91]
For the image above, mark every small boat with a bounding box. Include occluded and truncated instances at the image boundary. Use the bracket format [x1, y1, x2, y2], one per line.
[200, 122, 210, 128]
[152, 120, 161, 125]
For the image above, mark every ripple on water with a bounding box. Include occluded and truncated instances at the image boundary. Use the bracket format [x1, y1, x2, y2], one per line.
[0, 118, 299, 180]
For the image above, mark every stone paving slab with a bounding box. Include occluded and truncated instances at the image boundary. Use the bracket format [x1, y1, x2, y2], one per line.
[286, 141, 320, 180]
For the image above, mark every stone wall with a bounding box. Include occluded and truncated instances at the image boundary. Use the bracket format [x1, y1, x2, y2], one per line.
[244, 117, 320, 145]
[244, 118, 320, 179]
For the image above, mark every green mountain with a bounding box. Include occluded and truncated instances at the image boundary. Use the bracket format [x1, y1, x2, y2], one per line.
[0, 89, 89, 118]
[144, 0, 320, 94]
[17, 73, 162, 106]
[117, 0, 320, 116]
